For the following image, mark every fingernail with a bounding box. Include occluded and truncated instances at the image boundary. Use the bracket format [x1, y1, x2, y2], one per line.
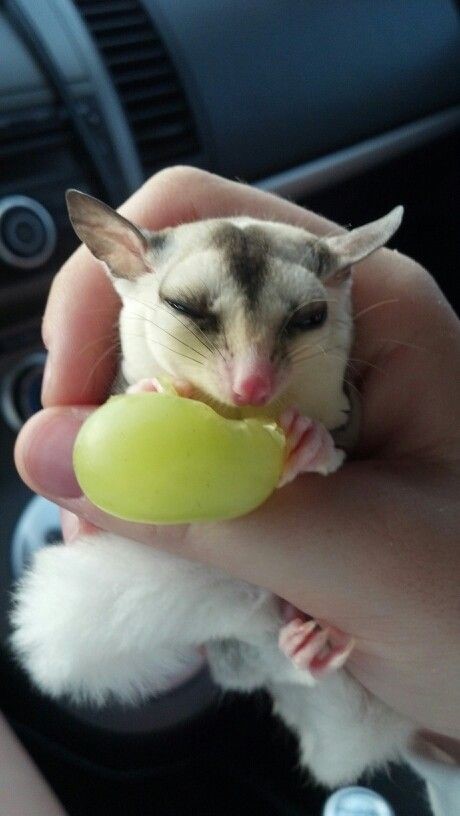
[61, 510, 99, 541]
[60, 510, 80, 542]
[41, 315, 51, 350]
[20, 410, 90, 498]
[40, 353, 53, 405]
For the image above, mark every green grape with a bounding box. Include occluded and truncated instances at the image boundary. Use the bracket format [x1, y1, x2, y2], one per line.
[73, 393, 285, 524]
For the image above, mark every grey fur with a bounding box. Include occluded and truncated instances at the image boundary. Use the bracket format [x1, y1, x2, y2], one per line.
[147, 230, 169, 253]
[206, 639, 269, 692]
[213, 222, 271, 308]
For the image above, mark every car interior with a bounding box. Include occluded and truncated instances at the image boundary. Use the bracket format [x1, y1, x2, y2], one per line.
[0, 1, 459, 814]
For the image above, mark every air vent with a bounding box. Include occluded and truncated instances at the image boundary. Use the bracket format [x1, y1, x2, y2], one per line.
[73, 0, 200, 176]
[0, 100, 99, 282]
[0, 103, 81, 191]
[0, 105, 73, 161]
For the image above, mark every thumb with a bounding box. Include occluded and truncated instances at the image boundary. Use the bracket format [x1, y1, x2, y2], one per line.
[14, 406, 392, 622]
[14, 405, 441, 639]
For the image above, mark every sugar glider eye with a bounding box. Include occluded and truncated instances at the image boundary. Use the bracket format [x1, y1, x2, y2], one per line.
[164, 298, 208, 320]
[164, 298, 218, 331]
[284, 302, 328, 334]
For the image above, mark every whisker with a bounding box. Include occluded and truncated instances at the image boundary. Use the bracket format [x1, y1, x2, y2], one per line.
[345, 360, 360, 377]
[328, 299, 401, 332]
[70, 307, 122, 316]
[123, 312, 210, 360]
[288, 332, 334, 364]
[292, 344, 385, 376]
[124, 294, 216, 357]
[317, 346, 358, 375]
[82, 341, 121, 396]
[77, 328, 121, 356]
[347, 356, 385, 374]
[155, 300, 218, 356]
[108, 327, 207, 367]
[171, 277, 228, 363]
[378, 337, 426, 352]
[353, 299, 399, 321]
[291, 345, 387, 380]
[342, 375, 361, 397]
[290, 343, 343, 366]
[144, 339, 205, 365]
[328, 316, 352, 330]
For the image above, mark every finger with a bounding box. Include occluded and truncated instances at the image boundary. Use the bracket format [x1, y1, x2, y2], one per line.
[60, 509, 79, 542]
[41, 253, 120, 406]
[13, 406, 357, 604]
[42, 167, 340, 407]
[349, 254, 460, 458]
[60, 509, 99, 543]
[14, 404, 450, 619]
[15, 402, 460, 733]
[14, 406, 188, 545]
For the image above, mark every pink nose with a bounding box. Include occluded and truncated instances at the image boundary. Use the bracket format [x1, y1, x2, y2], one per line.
[232, 373, 273, 406]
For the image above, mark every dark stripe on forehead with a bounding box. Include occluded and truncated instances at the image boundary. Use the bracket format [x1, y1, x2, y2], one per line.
[213, 223, 270, 307]
[312, 240, 334, 278]
[147, 229, 169, 253]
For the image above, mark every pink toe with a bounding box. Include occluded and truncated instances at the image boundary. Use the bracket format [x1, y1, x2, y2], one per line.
[127, 378, 162, 394]
[172, 380, 194, 398]
[281, 622, 317, 654]
[293, 628, 330, 668]
[309, 638, 355, 677]
[280, 615, 355, 677]
[279, 618, 310, 648]
[279, 407, 299, 435]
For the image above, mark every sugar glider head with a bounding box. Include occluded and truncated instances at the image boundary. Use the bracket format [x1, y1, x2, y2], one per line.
[66, 189, 403, 409]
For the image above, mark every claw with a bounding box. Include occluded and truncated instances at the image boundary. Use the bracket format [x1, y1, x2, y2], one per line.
[278, 407, 345, 486]
[293, 628, 331, 669]
[309, 638, 356, 677]
[279, 617, 355, 679]
[278, 618, 317, 653]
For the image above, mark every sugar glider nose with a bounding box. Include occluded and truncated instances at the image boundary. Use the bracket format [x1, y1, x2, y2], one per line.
[232, 372, 273, 406]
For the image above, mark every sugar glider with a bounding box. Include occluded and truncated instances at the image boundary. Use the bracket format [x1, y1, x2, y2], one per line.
[11, 191, 416, 788]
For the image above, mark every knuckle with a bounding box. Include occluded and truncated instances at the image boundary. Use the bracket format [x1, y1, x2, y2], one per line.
[147, 164, 208, 192]
[388, 250, 432, 289]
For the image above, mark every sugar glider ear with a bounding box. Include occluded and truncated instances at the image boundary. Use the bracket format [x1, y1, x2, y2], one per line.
[66, 189, 153, 281]
[322, 206, 404, 283]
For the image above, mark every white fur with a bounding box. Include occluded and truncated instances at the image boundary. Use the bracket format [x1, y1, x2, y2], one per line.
[11, 203, 415, 788]
[271, 676, 412, 786]
[10, 535, 279, 705]
[10, 531, 413, 785]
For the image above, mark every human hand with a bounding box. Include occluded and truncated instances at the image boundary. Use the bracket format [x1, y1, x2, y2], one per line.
[14, 167, 460, 738]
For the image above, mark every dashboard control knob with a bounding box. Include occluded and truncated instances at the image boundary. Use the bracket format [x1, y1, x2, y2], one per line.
[0, 196, 57, 269]
[1, 352, 46, 431]
[11, 496, 62, 581]
[323, 787, 394, 816]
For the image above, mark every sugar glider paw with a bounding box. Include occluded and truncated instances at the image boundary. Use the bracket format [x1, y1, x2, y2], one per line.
[278, 617, 355, 679]
[278, 407, 345, 487]
[126, 378, 193, 397]
[126, 377, 164, 394]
